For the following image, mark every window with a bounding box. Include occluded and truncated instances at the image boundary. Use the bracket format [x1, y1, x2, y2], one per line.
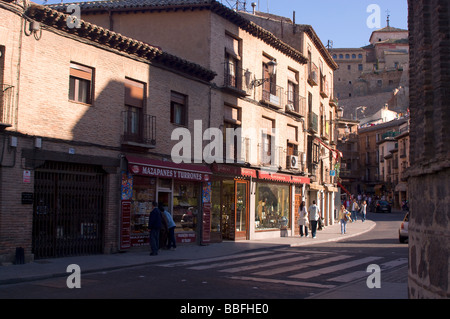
[224, 33, 241, 89]
[123, 78, 145, 143]
[286, 69, 299, 113]
[255, 182, 290, 231]
[223, 104, 242, 162]
[260, 117, 274, 166]
[69, 62, 94, 104]
[358, 64, 363, 71]
[171, 91, 188, 126]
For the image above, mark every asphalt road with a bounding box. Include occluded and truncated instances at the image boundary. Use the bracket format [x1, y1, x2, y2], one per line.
[0, 210, 408, 309]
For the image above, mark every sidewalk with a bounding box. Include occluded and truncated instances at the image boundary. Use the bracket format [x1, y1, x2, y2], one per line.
[0, 220, 376, 286]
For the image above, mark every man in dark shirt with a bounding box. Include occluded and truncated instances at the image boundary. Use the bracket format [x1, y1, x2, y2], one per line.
[148, 201, 162, 256]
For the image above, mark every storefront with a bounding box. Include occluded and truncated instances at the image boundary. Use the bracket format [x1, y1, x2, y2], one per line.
[253, 171, 310, 240]
[210, 164, 256, 242]
[120, 156, 211, 249]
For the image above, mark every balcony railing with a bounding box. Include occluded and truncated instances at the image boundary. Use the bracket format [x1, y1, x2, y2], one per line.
[122, 111, 156, 147]
[1, 84, 14, 127]
[285, 93, 306, 117]
[261, 83, 284, 108]
[308, 62, 319, 86]
[223, 62, 252, 96]
[308, 112, 319, 133]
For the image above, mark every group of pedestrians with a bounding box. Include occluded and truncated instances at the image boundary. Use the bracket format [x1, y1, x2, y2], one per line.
[338, 196, 368, 235]
[298, 196, 369, 238]
[297, 200, 322, 239]
[148, 201, 177, 256]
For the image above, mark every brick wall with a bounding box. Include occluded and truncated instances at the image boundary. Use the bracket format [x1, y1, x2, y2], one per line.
[0, 6, 211, 263]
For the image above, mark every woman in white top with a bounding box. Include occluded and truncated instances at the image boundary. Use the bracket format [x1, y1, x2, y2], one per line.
[298, 201, 309, 237]
[361, 200, 367, 222]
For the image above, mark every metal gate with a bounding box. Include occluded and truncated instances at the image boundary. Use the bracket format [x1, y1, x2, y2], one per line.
[32, 161, 106, 259]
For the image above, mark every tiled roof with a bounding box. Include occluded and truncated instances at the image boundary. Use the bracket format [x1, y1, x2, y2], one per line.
[47, 0, 212, 11]
[26, 3, 216, 82]
[47, 0, 308, 65]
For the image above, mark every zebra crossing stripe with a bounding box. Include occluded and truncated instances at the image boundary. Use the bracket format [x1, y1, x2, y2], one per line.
[188, 252, 298, 270]
[253, 254, 352, 276]
[289, 256, 383, 279]
[328, 258, 408, 282]
[227, 276, 337, 289]
[219, 255, 311, 273]
[158, 250, 269, 267]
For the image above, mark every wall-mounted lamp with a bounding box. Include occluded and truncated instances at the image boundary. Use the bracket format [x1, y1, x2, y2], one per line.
[251, 60, 277, 88]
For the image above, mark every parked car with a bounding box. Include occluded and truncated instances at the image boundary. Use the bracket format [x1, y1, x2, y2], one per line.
[375, 200, 392, 213]
[399, 212, 409, 243]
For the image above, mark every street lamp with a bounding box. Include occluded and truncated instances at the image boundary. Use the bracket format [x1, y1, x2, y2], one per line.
[251, 60, 277, 88]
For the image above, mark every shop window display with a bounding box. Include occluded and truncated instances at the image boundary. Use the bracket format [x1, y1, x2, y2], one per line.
[255, 182, 290, 231]
[130, 176, 156, 246]
[173, 180, 200, 232]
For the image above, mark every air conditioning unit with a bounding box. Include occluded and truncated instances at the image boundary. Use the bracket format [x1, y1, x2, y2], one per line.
[287, 155, 299, 169]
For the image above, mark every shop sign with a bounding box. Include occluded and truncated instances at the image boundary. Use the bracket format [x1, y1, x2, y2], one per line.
[258, 171, 292, 183]
[129, 164, 210, 182]
[212, 164, 257, 178]
[176, 232, 196, 243]
[291, 176, 311, 185]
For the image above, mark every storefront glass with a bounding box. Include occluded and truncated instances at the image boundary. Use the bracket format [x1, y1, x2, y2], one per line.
[173, 180, 200, 233]
[130, 176, 156, 246]
[255, 182, 290, 231]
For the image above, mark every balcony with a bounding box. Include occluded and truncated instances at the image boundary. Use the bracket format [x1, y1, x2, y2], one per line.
[1, 84, 14, 129]
[261, 83, 284, 109]
[121, 111, 156, 149]
[223, 62, 252, 97]
[308, 62, 319, 86]
[285, 93, 306, 117]
[308, 112, 319, 134]
[320, 78, 329, 98]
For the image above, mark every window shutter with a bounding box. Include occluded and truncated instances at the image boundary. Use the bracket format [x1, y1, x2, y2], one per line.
[125, 78, 145, 108]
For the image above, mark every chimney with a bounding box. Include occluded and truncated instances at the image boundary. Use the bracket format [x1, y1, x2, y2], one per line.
[251, 2, 256, 14]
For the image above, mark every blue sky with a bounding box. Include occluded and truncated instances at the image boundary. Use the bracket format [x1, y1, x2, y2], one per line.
[42, 0, 408, 48]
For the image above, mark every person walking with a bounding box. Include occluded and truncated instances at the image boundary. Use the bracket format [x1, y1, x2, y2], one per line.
[339, 205, 351, 234]
[361, 200, 367, 222]
[308, 200, 321, 239]
[351, 198, 359, 222]
[158, 203, 169, 250]
[298, 201, 309, 238]
[148, 201, 162, 256]
[162, 205, 177, 250]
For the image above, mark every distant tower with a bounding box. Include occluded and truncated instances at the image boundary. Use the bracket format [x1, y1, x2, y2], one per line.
[386, 10, 391, 27]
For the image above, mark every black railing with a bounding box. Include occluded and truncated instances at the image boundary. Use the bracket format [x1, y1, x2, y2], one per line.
[223, 62, 252, 95]
[122, 111, 156, 146]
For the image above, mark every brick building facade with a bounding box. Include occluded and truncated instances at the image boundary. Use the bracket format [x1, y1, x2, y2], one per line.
[0, 1, 214, 263]
[407, 0, 450, 299]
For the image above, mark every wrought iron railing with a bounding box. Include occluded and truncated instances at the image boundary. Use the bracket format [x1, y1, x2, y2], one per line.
[261, 83, 284, 107]
[223, 62, 252, 95]
[122, 110, 156, 146]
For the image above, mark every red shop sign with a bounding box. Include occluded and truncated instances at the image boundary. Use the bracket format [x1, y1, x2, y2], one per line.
[258, 170, 292, 183]
[127, 156, 211, 182]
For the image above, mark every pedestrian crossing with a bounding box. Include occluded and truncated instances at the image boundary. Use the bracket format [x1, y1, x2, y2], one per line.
[157, 249, 408, 289]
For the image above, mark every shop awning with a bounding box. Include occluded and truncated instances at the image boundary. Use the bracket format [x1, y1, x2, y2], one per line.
[127, 156, 211, 182]
[257, 171, 310, 184]
[291, 175, 311, 185]
[211, 163, 257, 178]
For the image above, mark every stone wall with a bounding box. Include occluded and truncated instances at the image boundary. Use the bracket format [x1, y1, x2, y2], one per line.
[407, 0, 450, 299]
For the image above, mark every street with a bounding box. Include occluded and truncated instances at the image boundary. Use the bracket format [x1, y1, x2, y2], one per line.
[0, 210, 408, 303]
